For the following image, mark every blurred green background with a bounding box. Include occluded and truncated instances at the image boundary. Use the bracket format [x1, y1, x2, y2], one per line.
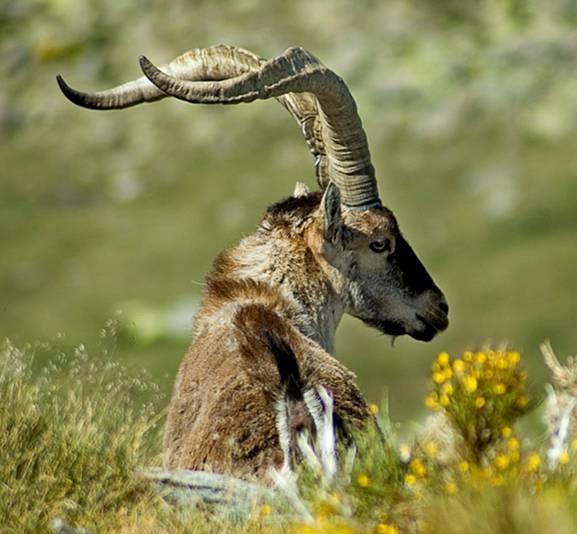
[2, 0, 577, 420]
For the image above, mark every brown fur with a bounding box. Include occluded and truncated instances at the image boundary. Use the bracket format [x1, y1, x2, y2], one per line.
[163, 191, 447, 479]
[163, 279, 369, 479]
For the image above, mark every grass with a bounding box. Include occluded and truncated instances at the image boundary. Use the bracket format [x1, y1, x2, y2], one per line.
[2, 0, 577, 420]
[3, 332, 577, 532]
[0, 332, 162, 532]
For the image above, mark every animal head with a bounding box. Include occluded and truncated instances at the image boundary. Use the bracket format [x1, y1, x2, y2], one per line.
[57, 44, 448, 342]
[311, 184, 448, 341]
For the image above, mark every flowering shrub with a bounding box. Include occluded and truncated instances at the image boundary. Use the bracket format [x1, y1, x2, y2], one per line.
[276, 347, 577, 533]
[426, 349, 531, 460]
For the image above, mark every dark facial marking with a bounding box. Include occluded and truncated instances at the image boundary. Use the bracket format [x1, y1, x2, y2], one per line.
[390, 234, 436, 296]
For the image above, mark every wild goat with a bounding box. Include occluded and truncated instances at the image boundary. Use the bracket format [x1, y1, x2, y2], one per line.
[57, 45, 449, 479]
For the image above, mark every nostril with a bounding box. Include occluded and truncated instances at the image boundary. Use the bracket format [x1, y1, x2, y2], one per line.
[438, 301, 449, 315]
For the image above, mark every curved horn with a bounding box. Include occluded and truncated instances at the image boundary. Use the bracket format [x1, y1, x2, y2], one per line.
[139, 48, 380, 208]
[56, 45, 262, 110]
[57, 47, 375, 205]
[278, 92, 328, 189]
[57, 45, 329, 187]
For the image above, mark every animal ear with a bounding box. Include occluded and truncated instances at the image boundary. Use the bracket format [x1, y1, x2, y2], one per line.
[321, 182, 343, 249]
[293, 181, 310, 198]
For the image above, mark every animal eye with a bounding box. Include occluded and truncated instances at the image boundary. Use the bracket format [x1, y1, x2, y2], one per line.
[369, 240, 391, 254]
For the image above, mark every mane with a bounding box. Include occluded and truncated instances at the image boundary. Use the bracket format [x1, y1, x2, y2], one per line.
[264, 192, 323, 227]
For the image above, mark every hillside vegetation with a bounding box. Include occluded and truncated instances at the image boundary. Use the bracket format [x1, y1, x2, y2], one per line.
[2, 335, 577, 532]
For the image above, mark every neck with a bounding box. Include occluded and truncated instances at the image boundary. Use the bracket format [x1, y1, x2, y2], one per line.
[227, 228, 344, 353]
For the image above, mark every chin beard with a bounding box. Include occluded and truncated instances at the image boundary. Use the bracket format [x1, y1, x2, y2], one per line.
[361, 317, 408, 337]
[361, 317, 438, 342]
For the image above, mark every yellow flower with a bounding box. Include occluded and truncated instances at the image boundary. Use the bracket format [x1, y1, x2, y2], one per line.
[493, 383, 507, 395]
[377, 524, 398, 534]
[458, 461, 470, 473]
[437, 352, 450, 366]
[475, 352, 487, 364]
[496, 358, 509, 370]
[441, 383, 454, 395]
[560, 451, 570, 465]
[369, 403, 379, 415]
[446, 481, 458, 495]
[433, 372, 446, 384]
[410, 458, 426, 477]
[425, 394, 439, 410]
[463, 351, 473, 362]
[357, 474, 370, 487]
[501, 426, 513, 438]
[260, 504, 272, 516]
[475, 397, 485, 408]
[508, 438, 519, 450]
[527, 453, 541, 472]
[443, 367, 453, 380]
[510, 450, 520, 463]
[508, 351, 521, 365]
[405, 474, 417, 486]
[424, 441, 438, 459]
[495, 454, 510, 470]
[453, 359, 466, 373]
[463, 375, 478, 393]
[516, 395, 529, 408]
[440, 394, 450, 407]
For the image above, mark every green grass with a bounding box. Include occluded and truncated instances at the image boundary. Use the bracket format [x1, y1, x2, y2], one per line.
[3, 335, 577, 532]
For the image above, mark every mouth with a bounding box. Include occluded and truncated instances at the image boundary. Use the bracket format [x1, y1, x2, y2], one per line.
[361, 309, 449, 342]
[411, 311, 449, 342]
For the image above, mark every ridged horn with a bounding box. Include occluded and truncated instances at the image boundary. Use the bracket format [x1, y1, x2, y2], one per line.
[139, 48, 380, 208]
[57, 45, 329, 188]
[57, 46, 379, 206]
[56, 45, 260, 110]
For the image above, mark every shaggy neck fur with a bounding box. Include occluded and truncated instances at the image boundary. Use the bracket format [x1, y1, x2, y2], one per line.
[201, 194, 345, 354]
[236, 230, 343, 353]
